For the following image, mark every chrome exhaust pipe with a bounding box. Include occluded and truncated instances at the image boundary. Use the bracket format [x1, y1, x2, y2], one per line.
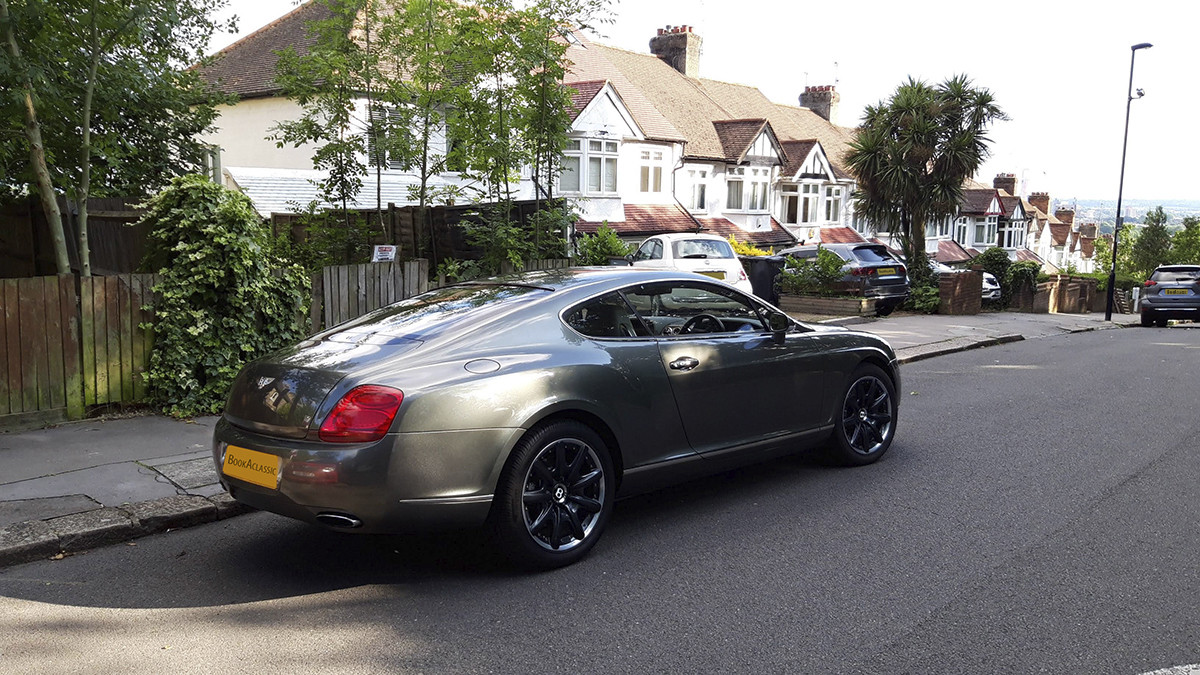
[315, 512, 363, 529]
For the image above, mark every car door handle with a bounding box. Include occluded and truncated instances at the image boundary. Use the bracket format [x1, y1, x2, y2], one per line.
[670, 356, 700, 371]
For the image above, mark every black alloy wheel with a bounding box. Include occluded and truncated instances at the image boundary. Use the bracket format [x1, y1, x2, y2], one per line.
[491, 420, 614, 569]
[829, 364, 896, 466]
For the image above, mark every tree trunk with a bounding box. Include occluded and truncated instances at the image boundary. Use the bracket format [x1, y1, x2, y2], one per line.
[76, 28, 103, 278]
[1, 0, 71, 275]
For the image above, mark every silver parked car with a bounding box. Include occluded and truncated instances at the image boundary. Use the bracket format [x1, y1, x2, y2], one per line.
[213, 268, 900, 569]
[1140, 264, 1200, 326]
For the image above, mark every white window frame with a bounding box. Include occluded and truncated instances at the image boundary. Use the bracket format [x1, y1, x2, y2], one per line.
[688, 169, 708, 211]
[639, 149, 665, 193]
[800, 183, 819, 223]
[747, 167, 770, 212]
[824, 186, 842, 222]
[726, 166, 745, 211]
[780, 184, 799, 224]
[559, 137, 619, 195]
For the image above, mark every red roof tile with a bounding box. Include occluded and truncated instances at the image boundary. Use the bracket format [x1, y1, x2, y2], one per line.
[818, 226, 867, 244]
[961, 188, 1000, 215]
[198, 1, 332, 99]
[577, 204, 796, 247]
[935, 239, 976, 264]
[1049, 223, 1071, 246]
[712, 119, 769, 161]
[779, 140, 818, 178]
[567, 80, 607, 121]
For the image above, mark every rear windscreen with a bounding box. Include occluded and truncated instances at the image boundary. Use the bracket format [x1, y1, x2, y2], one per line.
[673, 239, 735, 259]
[1152, 268, 1200, 282]
[851, 246, 897, 263]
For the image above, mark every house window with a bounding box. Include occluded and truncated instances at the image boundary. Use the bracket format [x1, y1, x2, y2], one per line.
[781, 185, 799, 224]
[987, 215, 998, 245]
[955, 217, 969, 244]
[1001, 221, 1026, 249]
[689, 169, 708, 210]
[561, 140, 582, 192]
[800, 184, 819, 223]
[640, 150, 664, 193]
[824, 186, 842, 222]
[975, 219, 987, 245]
[560, 138, 618, 195]
[748, 168, 769, 211]
[727, 167, 744, 210]
[367, 104, 406, 170]
[937, 217, 951, 238]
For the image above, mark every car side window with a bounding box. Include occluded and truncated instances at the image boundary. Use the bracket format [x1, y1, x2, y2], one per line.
[564, 293, 650, 339]
[632, 239, 663, 262]
[621, 282, 765, 336]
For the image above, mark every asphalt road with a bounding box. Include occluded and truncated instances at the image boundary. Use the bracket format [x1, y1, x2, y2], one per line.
[1, 326, 1198, 674]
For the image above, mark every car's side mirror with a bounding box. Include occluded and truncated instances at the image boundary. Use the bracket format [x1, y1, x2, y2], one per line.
[767, 311, 790, 343]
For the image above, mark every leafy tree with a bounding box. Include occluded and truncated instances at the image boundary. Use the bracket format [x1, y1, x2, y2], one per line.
[974, 246, 1011, 305]
[0, 0, 234, 275]
[1130, 205, 1171, 278]
[846, 76, 1006, 283]
[1172, 216, 1200, 264]
[576, 224, 632, 265]
[137, 175, 308, 417]
[1094, 222, 1137, 276]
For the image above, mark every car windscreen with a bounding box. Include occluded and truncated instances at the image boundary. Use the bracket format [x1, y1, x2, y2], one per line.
[850, 246, 897, 263]
[1152, 268, 1200, 282]
[672, 239, 735, 259]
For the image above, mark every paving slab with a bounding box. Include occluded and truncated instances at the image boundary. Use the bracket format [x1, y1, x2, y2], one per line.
[0, 495, 101, 528]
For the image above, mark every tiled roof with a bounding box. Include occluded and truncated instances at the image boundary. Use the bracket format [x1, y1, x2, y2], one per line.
[819, 226, 867, 244]
[569, 38, 856, 170]
[999, 194, 1022, 216]
[567, 80, 607, 120]
[1014, 248, 1047, 264]
[712, 119, 769, 161]
[779, 140, 818, 178]
[576, 204, 796, 247]
[935, 239, 976, 264]
[961, 188, 999, 215]
[1049, 223, 1071, 246]
[198, 1, 332, 98]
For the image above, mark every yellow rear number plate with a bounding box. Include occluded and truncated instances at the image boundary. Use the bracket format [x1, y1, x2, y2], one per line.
[877, 267, 897, 276]
[1164, 288, 1188, 295]
[222, 445, 281, 489]
[698, 271, 725, 280]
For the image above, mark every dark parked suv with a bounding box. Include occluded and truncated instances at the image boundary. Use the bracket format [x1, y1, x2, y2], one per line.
[1140, 265, 1200, 327]
[779, 243, 910, 316]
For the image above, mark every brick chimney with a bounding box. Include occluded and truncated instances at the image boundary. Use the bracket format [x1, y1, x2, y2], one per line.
[1055, 207, 1075, 226]
[1028, 192, 1050, 215]
[1079, 223, 1098, 237]
[800, 85, 840, 124]
[650, 25, 702, 79]
[993, 173, 1017, 195]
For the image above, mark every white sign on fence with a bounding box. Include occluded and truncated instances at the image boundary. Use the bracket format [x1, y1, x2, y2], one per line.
[371, 245, 397, 262]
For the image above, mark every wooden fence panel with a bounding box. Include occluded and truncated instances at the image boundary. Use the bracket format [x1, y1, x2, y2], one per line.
[0, 276, 75, 419]
[79, 274, 157, 407]
[314, 260, 429, 332]
[2, 280, 22, 413]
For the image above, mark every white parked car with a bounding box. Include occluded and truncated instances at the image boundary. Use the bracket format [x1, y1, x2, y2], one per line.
[629, 233, 754, 295]
[931, 262, 1001, 301]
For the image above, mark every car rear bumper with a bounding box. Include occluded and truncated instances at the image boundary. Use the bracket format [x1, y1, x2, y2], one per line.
[1141, 302, 1200, 320]
[212, 416, 519, 533]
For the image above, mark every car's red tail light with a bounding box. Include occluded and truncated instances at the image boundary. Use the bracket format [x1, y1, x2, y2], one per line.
[319, 385, 403, 443]
[737, 269, 748, 282]
[851, 268, 874, 276]
[1144, 280, 1157, 287]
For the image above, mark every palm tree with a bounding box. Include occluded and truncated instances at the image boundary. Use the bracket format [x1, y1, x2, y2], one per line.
[846, 75, 1006, 280]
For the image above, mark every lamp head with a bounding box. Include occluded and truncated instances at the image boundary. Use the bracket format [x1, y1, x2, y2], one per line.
[1132, 42, 1153, 51]
[1135, 88, 1145, 98]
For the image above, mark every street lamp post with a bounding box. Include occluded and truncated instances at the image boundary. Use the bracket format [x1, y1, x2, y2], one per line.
[1105, 42, 1153, 321]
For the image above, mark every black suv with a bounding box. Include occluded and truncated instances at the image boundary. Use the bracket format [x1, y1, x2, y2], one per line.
[1140, 265, 1200, 327]
[778, 243, 910, 316]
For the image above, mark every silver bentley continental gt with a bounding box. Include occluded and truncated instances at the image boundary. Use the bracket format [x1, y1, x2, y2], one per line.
[213, 268, 900, 569]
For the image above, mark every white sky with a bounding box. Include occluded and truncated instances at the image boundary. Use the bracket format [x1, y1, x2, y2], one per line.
[212, 0, 1198, 203]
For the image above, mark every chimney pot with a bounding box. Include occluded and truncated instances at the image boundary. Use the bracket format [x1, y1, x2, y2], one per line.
[649, 24, 703, 78]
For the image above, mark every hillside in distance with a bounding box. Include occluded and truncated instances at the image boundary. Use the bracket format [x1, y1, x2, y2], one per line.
[1056, 199, 1200, 234]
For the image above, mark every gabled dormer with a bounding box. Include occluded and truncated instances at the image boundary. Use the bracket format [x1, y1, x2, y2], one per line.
[713, 119, 783, 166]
[560, 80, 645, 199]
[778, 140, 837, 182]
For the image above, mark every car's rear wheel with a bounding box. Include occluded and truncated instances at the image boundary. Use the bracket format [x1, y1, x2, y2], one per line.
[828, 364, 896, 466]
[490, 420, 615, 570]
[1156, 318, 1169, 328]
[1141, 312, 1153, 327]
[875, 303, 896, 317]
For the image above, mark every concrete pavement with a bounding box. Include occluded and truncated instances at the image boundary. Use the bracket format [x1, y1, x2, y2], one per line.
[0, 310, 1140, 567]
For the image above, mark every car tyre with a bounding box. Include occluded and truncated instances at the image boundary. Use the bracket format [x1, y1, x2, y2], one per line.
[875, 303, 896, 317]
[1155, 318, 1169, 328]
[490, 420, 615, 570]
[827, 364, 897, 466]
[1140, 312, 1153, 327]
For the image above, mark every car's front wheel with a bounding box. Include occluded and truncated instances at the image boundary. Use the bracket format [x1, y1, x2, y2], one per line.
[490, 420, 615, 570]
[828, 364, 897, 466]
